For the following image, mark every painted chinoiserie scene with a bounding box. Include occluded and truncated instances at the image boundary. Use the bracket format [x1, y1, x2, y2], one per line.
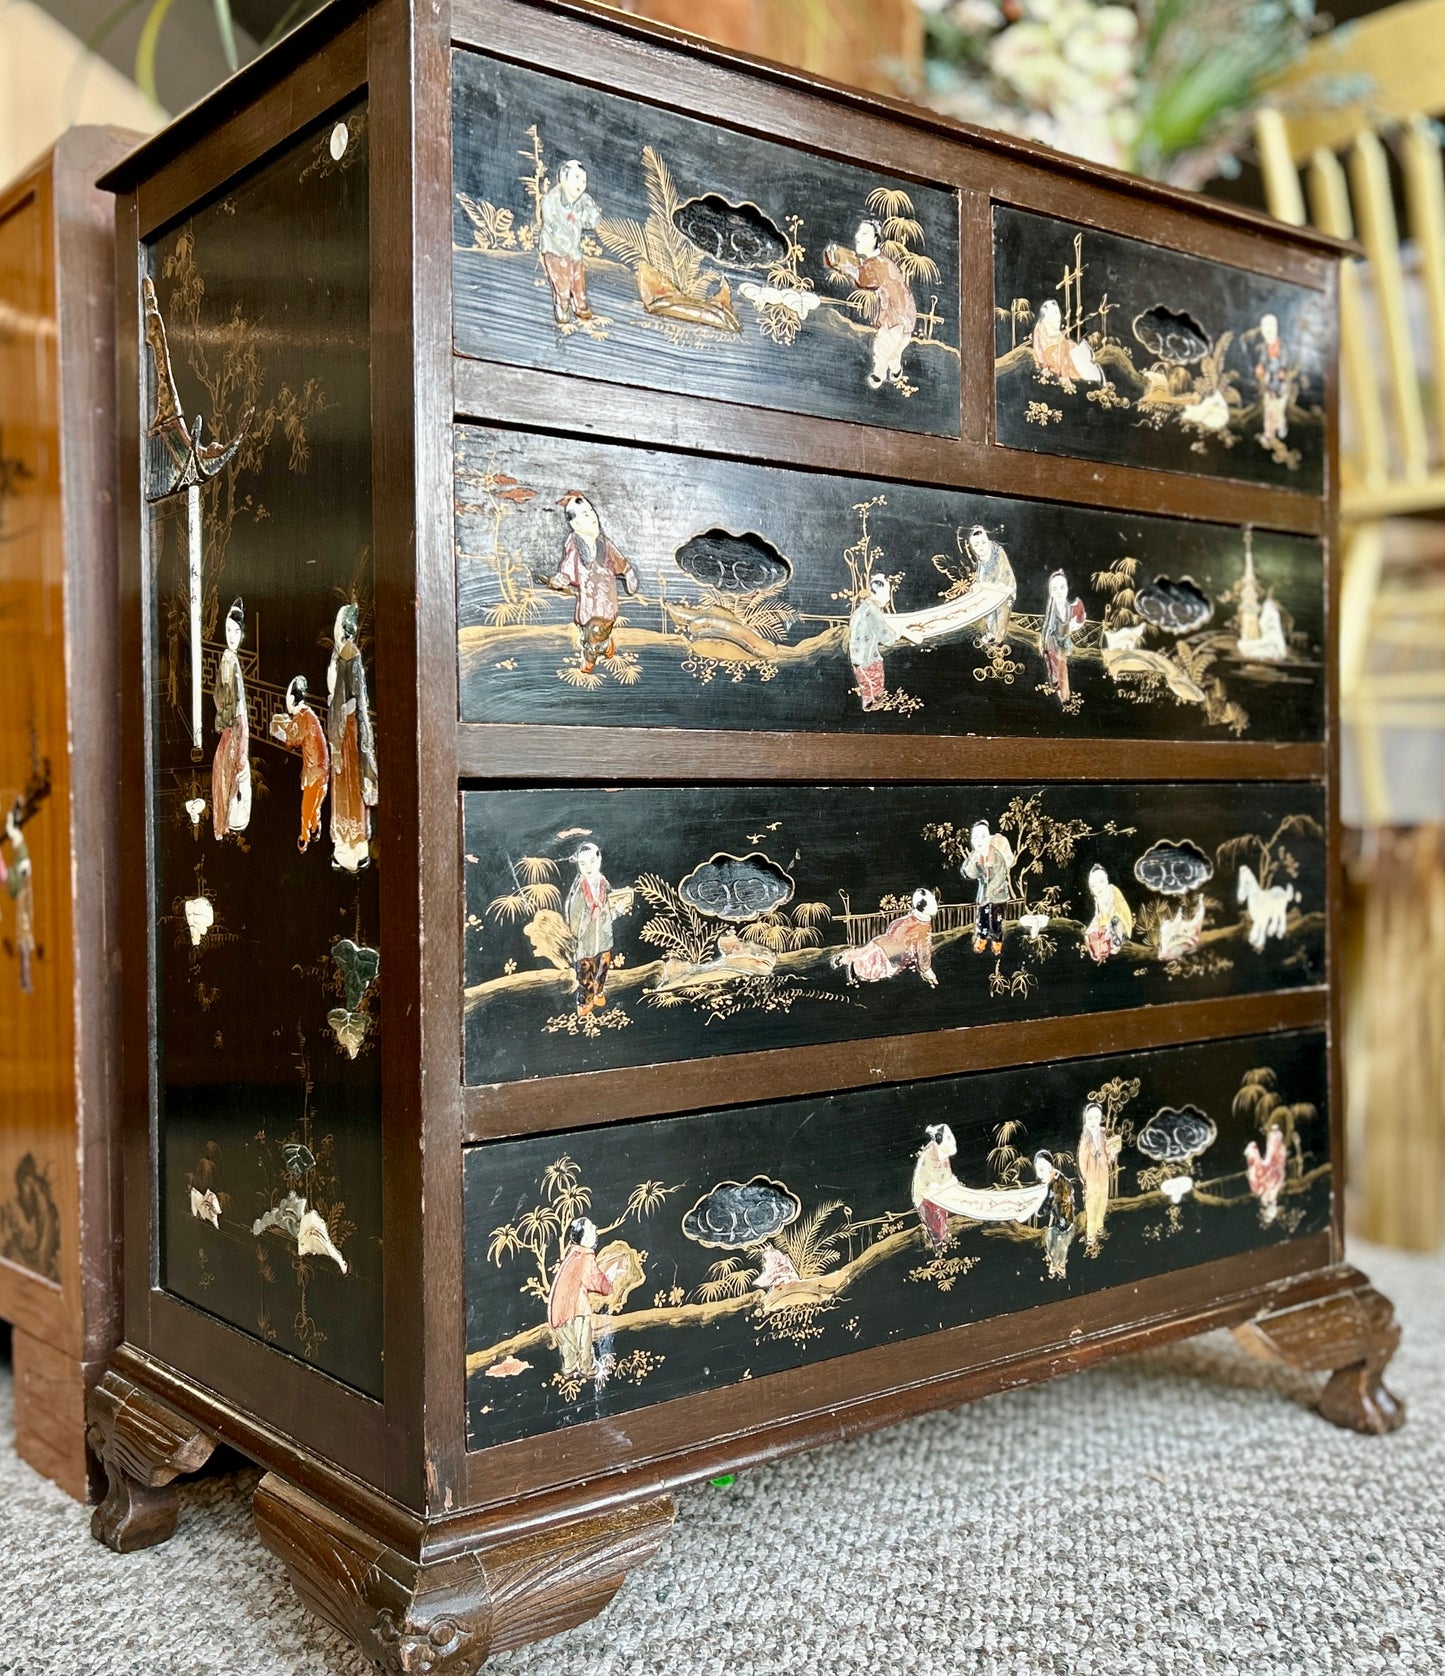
[463, 782, 1325, 1085]
[993, 207, 1330, 492]
[451, 52, 961, 437]
[143, 101, 383, 1395]
[456, 425, 1324, 738]
[464, 1029, 1332, 1448]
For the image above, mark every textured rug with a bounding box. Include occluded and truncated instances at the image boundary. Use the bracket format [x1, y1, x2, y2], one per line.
[1, 1240, 1440, 1676]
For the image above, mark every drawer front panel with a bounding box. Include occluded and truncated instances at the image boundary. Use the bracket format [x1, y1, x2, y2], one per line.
[993, 206, 1330, 493]
[465, 1029, 1331, 1448]
[451, 50, 962, 436]
[456, 424, 1324, 740]
[462, 782, 1325, 1086]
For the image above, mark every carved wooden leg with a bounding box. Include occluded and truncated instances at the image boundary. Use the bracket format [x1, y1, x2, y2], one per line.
[1233, 1264, 1406, 1435]
[254, 1475, 674, 1673]
[86, 1369, 218, 1552]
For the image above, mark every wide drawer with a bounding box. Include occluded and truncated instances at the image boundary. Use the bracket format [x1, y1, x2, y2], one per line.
[455, 423, 1325, 742]
[464, 1027, 1331, 1449]
[462, 781, 1327, 1087]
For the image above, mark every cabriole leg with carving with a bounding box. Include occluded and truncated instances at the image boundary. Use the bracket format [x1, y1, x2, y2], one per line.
[254, 1475, 675, 1673]
[86, 1370, 218, 1552]
[1234, 1265, 1405, 1435]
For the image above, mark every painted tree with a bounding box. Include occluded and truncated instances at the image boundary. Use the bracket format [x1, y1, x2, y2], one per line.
[1232, 1067, 1316, 1177]
[486, 1154, 680, 1304]
[1091, 554, 1143, 634]
[1216, 813, 1323, 893]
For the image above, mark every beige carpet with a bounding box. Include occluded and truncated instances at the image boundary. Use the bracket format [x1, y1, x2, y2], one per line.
[1, 1240, 1440, 1675]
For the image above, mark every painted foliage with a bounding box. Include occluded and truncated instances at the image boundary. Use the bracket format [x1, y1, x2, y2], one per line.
[994, 207, 1329, 491]
[463, 783, 1325, 1085]
[464, 1029, 1332, 1447]
[456, 425, 1323, 739]
[451, 52, 961, 437]
[145, 105, 383, 1396]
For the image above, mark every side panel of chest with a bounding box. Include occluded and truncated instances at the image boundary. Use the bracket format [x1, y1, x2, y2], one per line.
[464, 1027, 1331, 1452]
[451, 50, 962, 436]
[463, 781, 1326, 1087]
[142, 104, 384, 1399]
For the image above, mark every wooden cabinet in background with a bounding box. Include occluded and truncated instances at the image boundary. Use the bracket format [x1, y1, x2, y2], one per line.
[0, 128, 132, 1502]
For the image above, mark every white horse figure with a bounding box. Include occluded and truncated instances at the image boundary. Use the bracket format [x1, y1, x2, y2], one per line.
[1237, 864, 1297, 951]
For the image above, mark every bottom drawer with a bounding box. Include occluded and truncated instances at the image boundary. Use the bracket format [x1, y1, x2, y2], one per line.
[464, 1029, 1330, 1450]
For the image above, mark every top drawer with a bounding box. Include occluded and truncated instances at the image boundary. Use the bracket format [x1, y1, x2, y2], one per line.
[451, 49, 963, 438]
[992, 206, 1330, 496]
[450, 47, 1334, 502]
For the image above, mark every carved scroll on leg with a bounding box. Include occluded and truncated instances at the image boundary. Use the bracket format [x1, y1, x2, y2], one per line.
[86, 1370, 218, 1552]
[1234, 1264, 1406, 1435]
[254, 1475, 674, 1673]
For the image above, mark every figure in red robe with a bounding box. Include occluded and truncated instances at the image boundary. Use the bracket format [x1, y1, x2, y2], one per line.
[825, 217, 917, 390]
[547, 1216, 613, 1377]
[211, 599, 252, 840]
[327, 604, 378, 873]
[1245, 1125, 1289, 1225]
[269, 675, 330, 853]
[833, 887, 939, 986]
[538, 492, 639, 673]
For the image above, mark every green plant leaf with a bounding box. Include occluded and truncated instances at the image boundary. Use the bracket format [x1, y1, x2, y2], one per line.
[212, 0, 238, 71]
[80, 0, 154, 58]
[135, 0, 179, 104]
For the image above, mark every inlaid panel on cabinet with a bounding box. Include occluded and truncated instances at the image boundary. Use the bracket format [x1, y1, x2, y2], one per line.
[463, 782, 1326, 1086]
[456, 424, 1324, 740]
[451, 50, 962, 435]
[993, 205, 1331, 492]
[464, 1028, 1332, 1448]
[143, 101, 383, 1397]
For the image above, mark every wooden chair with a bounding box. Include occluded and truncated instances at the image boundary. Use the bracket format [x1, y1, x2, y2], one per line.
[1258, 0, 1445, 812]
[1258, 0, 1445, 1248]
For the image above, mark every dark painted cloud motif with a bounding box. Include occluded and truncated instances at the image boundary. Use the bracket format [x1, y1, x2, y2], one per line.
[1134, 840, 1213, 897]
[674, 529, 793, 595]
[1136, 1105, 1218, 1165]
[682, 1177, 802, 1248]
[673, 195, 788, 270]
[1132, 305, 1212, 365]
[679, 852, 794, 921]
[1135, 575, 1213, 634]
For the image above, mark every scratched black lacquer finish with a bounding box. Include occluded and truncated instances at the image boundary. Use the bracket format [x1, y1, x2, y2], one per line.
[455, 424, 1324, 740]
[464, 1029, 1332, 1448]
[994, 205, 1330, 493]
[462, 781, 1326, 1086]
[451, 51, 962, 436]
[144, 103, 383, 1398]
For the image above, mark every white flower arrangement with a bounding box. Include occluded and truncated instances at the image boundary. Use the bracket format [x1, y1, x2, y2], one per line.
[918, 0, 1335, 188]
